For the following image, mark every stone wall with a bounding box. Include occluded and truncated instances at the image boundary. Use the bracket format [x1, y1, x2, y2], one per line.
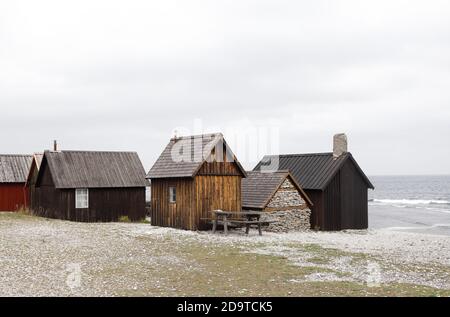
[260, 178, 311, 232]
[260, 209, 311, 233]
[266, 178, 307, 210]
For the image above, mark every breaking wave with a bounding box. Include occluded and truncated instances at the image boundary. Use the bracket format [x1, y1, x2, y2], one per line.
[369, 199, 450, 206]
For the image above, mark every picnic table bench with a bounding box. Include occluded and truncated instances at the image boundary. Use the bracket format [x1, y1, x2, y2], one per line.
[207, 210, 276, 236]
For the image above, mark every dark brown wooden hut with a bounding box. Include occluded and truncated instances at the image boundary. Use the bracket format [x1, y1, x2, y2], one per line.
[147, 133, 247, 230]
[0, 154, 32, 211]
[32, 150, 147, 222]
[254, 135, 374, 231]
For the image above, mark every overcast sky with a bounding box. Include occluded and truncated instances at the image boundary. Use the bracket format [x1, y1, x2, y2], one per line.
[1, 1, 449, 175]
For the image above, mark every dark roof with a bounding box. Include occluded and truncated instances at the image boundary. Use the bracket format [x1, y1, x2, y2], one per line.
[0, 154, 33, 183]
[43, 150, 147, 189]
[242, 170, 313, 209]
[254, 152, 374, 190]
[147, 133, 247, 179]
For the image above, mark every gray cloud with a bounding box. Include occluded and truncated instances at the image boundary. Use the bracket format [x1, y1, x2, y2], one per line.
[1, 0, 449, 174]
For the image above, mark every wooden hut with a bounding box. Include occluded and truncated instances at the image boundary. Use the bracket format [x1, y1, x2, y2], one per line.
[254, 134, 374, 231]
[32, 150, 147, 222]
[25, 153, 43, 210]
[242, 170, 312, 212]
[0, 154, 33, 211]
[147, 133, 247, 230]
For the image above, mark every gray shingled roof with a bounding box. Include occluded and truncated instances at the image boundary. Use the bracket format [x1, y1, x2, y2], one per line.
[43, 150, 147, 189]
[254, 152, 374, 190]
[147, 133, 246, 179]
[242, 170, 312, 209]
[0, 155, 33, 183]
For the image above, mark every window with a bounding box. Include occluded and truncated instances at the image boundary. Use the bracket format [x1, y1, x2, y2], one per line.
[75, 189, 89, 209]
[169, 187, 176, 203]
[145, 186, 151, 203]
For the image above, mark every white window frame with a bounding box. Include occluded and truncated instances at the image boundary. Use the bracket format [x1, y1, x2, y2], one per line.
[169, 187, 176, 203]
[75, 188, 89, 209]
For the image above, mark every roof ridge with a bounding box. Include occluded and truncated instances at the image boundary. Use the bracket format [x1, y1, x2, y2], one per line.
[0, 154, 33, 157]
[45, 150, 138, 154]
[265, 152, 336, 158]
[171, 132, 222, 141]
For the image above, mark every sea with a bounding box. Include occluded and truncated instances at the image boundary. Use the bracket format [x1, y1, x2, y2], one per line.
[368, 175, 450, 236]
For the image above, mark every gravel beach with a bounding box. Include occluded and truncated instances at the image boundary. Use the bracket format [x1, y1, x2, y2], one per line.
[0, 212, 449, 296]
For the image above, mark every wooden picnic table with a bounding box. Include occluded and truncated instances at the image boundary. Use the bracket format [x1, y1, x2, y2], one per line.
[209, 210, 273, 236]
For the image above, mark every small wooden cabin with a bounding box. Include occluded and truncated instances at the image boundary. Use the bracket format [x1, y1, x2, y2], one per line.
[242, 170, 313, 212]
[32, 150, 147, 222]
[147, 133, 247, 230]
[0, 154, 32, 211]
[25, 153, 43, 210]
[254, 134, 374, 231]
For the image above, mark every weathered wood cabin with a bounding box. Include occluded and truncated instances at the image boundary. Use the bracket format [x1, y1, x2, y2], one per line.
[242, 170, 312, 212]
[0, 154, 32, 211]
[25, 153, 43, 210]
[32, 150, 147, 222]
[254, 134, 374, 231]
[147, 133, 247, 230]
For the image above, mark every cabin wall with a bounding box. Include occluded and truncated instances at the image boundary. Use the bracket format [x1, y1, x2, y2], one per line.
[197, 161, 242, 176]
[28, 165, 40, 211]
[339, 160, 369, 229]
[304, 189, 323, 230]
[194, 175, 241, 230]
[309, 160, 369, 231]
[34, 187, 145, 222]
[323, 173, 342, 231]
[0, 183, 28, 211]
[150, 178, 195, 230]
[34, 160, 146, 222]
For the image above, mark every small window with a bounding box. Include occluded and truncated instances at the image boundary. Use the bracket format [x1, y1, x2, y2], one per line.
[76, 189, 89, 209]
[169, 187, 176, 203]
[145, 186, 151, 203]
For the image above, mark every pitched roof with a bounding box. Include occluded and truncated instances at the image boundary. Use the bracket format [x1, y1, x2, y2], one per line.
[147, 133, 247, 179]
[0, 154, 33, 183]
[242, 170, 313, 209]
[34, 153, 43, 170]
[254, 152, 374, 190]
[42, 150, 147, 189]
[26, 153, 44, 185]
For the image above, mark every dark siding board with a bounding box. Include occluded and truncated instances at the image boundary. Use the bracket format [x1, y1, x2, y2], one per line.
[340, 160, 368, 230]
[33, 187, 145, 222]
[323, 172, 341, 231]
[33, 159, 146, 222]
[304, 160, 369, 231]
[304, 190, 323, 230]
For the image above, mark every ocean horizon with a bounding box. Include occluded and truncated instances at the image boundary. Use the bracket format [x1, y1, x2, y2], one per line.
[368, 175, 450, 236]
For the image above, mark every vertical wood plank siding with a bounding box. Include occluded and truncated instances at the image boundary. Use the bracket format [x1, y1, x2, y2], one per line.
[194, 175, 241, 230]
[150, 178, 194, 230]
[340, 160, 368, 229]
[305, 160, 369, 231]
[32, 161, 146, 222]
[0, 184, 28, 211]
[304, 190, 323, 230]
[150, 160, 243, 231]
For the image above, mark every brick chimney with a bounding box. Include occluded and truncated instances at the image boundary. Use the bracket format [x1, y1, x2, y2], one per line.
[333, 133, 347, 159]
[53, 140, 58, 151]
